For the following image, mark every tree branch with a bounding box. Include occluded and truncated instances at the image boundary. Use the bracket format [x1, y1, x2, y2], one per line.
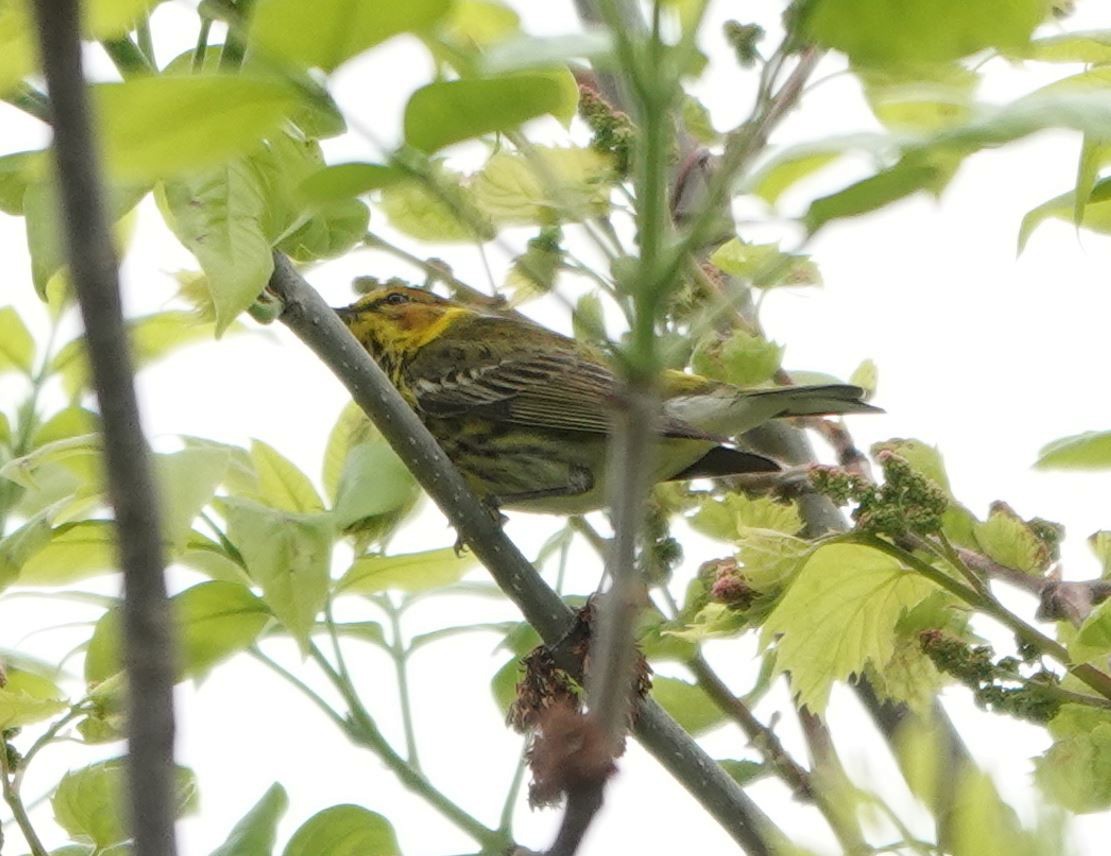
[29, 4, 179, 855]
[267, 255, 779, 854]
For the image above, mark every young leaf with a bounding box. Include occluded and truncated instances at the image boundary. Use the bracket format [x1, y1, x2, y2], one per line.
[0, 668, 67, 729]
[972, 503, 1054, 574]
[222, 498, 333, 651]
[158, 159, 273, 335]
[282, 805, 400, 856]
[251, 0, 451, 72]
[405, 74, 576, 152]
[338, 547, 476, 595]
[708, 238, 821, 288]
[379, 167, 495, 242]
[472, 146, 613, 225]
[278, 198, 370, 262]
[1035, 430, 1111, 471]
[53, 759, 197, 848]
[0, 307, 35, 374]
[691, 329, 783, 387]
[1018, 177, 1111, 252]
[761, 543, 936, 713]
[210, 783, 289, 856]
[249, 439, 325, 513]
[332, 442, 419, 531]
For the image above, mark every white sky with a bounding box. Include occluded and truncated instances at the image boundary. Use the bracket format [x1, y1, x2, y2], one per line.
[3, 0, 1111, 854]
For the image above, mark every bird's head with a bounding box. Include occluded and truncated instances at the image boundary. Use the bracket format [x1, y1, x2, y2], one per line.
[334, 286, 464, 358]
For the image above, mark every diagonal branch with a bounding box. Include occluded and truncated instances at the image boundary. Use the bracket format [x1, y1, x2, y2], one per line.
[28, 3, 178, 856]
[267, 254, 779, 854]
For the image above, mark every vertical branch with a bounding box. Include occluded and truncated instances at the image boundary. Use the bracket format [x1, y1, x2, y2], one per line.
[29, 4, 179, 856]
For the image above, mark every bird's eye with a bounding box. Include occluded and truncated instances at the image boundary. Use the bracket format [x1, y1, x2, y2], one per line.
[383, 292, 409, 306]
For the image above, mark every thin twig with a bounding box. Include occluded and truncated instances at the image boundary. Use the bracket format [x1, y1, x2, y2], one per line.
[0, 738, 47, 856]
[30, 4, 178, 856]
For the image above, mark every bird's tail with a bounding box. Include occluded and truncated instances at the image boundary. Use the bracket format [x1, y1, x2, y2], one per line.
[668, 383, 880, 437]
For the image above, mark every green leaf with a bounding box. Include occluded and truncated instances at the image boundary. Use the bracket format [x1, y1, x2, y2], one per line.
[805, 153, 958, 233]
[211, 784, 289, 856]
[0, 0, 163, 98]
[222, 498, 333, 651]
[53, 759, 197, 848]
[472, 146, 613, 225]
[708, 238, 821, 288]
[0, 668, 67, 729]
[95, 76, 300, 183]
[1035, 430, 1111, 471]
[251, 0, 450, 71]
[802, 0, 1044, 66]
[158, 159, 273, 335]
[1073, 136, 1111, 225]
[332, 442, 418, 530]
[651, 675, 727, 736]
[155, 447, 230, 550]
[1090, 530, 1111, 579]
[85, 0, 159, 39]
[718, 759, 767, 787]
[0, 3, 34, 96]
[744, 135, 888, 206]
[282, 805, 400, 856]
[379, 167, 494, 243]
[1036, 724, 1111, 812]
[1, 432, 103, 493]
[691, 329, 783, 387]
[438, 0, 520, 48]
[1019, 177, 1111, 252]
[24, 180, 147, 298]
[175, 581, 272, 680]
[405, 74, 576, 152]
[848, 358, 878, 398]
[278, 198, 370, 262]
[322, 403, 377, 501]
[30, 407, 101, 448]
[296, 163, 401, 206]
[479, 31, 614, 76]
[972, 504, 1053, 574]
[0, 306, 34, 374]
[690, 493, 802, 543]
[85, 578, 269, 680]
[51, 310, 225, 399]
[858, 63, 978, 132]
[1070, 598, 1111, 662]
[249, 439, 325, 513]
[490, 656, 522, 715]
[762, 543, 936, 713]
[0, 150, 41, 215]
[1022, 30, 1111, 63]
[338, 547, 476, 595]
[18, 521, 119, 586]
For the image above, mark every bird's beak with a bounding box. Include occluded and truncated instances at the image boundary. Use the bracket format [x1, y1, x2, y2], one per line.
[333, 304, 357, 325]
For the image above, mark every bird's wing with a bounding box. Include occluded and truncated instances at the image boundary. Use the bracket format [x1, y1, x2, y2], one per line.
[406, 316, 709, 438]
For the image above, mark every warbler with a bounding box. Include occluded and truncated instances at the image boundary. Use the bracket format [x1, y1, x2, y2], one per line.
[335, 286, 877, 514]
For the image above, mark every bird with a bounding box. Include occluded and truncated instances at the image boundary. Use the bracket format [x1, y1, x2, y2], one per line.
[334, 285, 877, 514]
